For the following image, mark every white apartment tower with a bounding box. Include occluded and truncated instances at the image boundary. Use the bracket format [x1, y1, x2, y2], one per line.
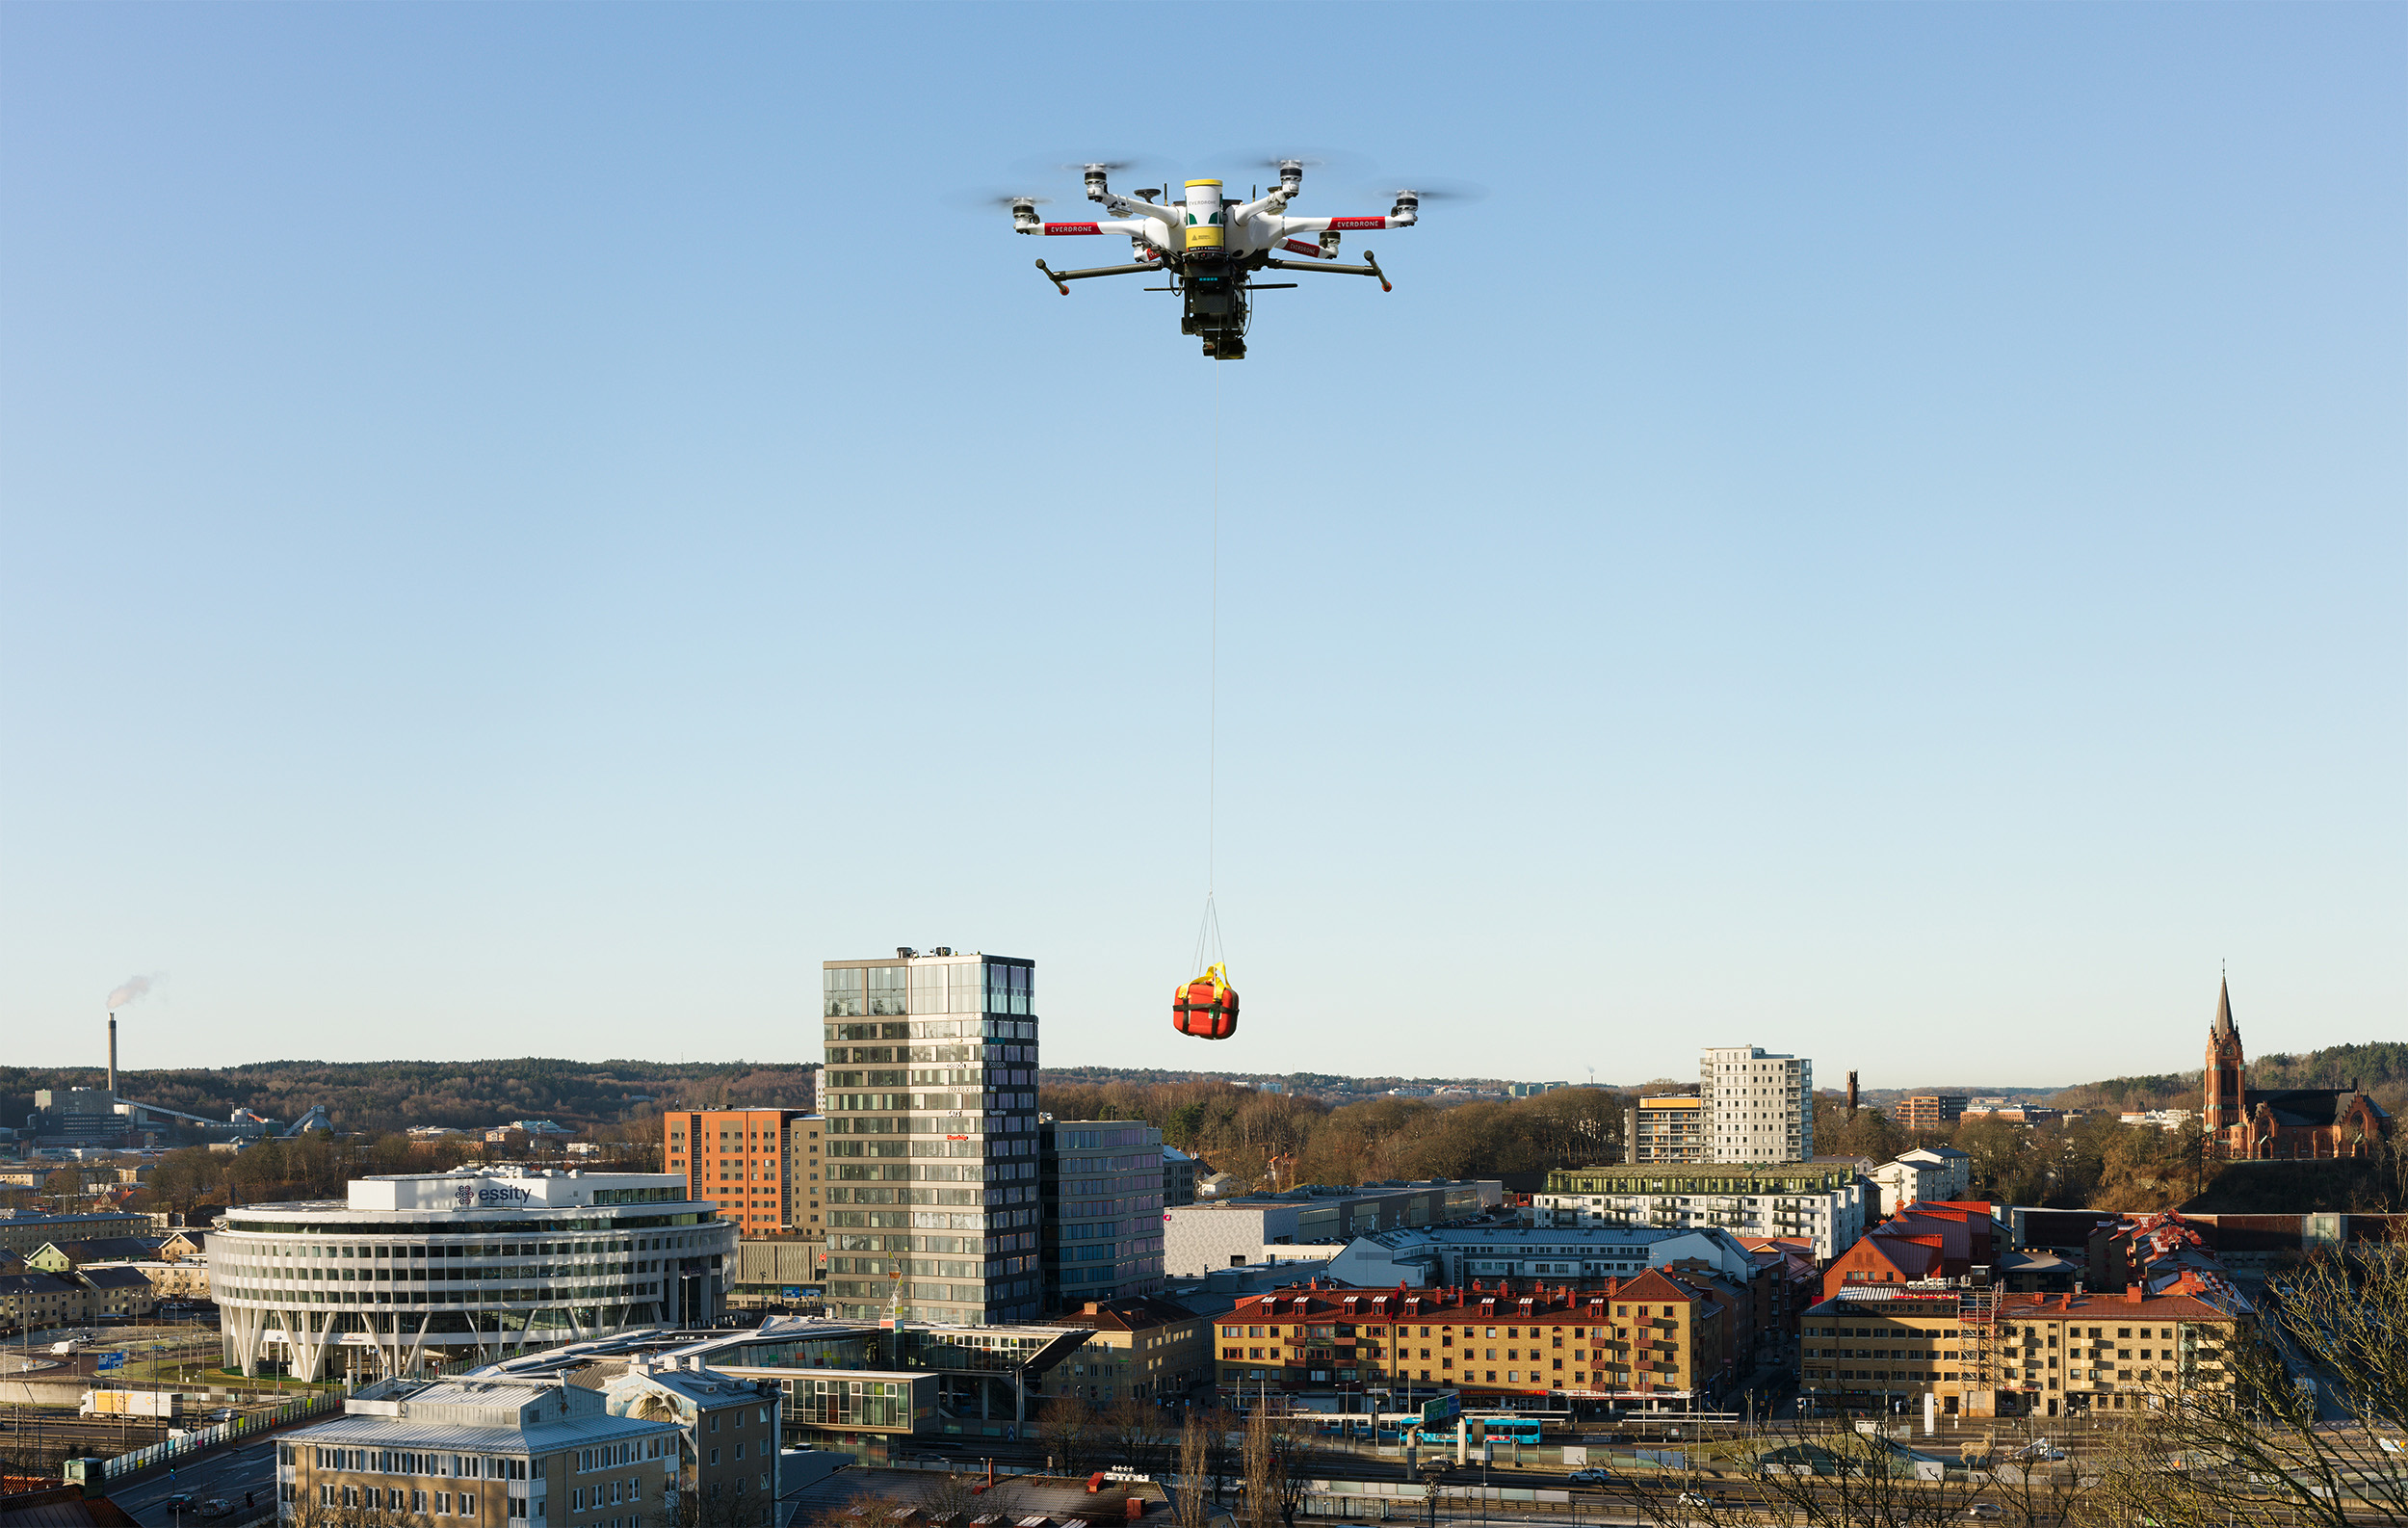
[1700, 1045, 1814, 1163]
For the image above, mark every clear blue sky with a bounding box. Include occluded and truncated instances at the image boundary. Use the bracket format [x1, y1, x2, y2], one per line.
[5, 4, 2400, 1089]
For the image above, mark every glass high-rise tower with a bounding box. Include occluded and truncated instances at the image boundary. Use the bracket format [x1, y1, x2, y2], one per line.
[821, 948, 1041, 1324]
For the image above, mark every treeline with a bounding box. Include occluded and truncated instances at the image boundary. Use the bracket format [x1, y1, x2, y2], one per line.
[1037, 1077, 1624, 1191]
[2049, 1042, 2408, 1117]
[0, 1059, 819, 1138]
[130, 1130, 663, 1215]
[1815, 1093, 2408, 1214]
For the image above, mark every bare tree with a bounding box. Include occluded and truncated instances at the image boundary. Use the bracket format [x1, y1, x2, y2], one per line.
[1174, 1415, 1214, 1528]
[1241, 1409, 1280, 1528]
[1038, 1395, 1098, 1476]
[1101, 1393, 1168, 1476]
[2080, 1238, 2408, 1528]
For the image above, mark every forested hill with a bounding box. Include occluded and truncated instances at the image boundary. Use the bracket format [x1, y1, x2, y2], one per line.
[2049, 1041, 2408, 1115]
[0, 1059, 819, 1138]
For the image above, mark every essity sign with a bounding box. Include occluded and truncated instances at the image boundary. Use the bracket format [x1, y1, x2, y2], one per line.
[452, 1182, 536, 1206]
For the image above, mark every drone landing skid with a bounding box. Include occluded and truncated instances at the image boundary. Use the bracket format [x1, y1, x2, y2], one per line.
[1032, 258, 1158, 296]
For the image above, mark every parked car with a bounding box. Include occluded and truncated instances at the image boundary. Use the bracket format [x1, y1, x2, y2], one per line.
[1962, 1506, 2002, 1521]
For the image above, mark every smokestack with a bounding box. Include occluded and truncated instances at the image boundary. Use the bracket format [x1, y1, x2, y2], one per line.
[1846, 1070, 1859, 1116]
[108, 1013, 118, 1097]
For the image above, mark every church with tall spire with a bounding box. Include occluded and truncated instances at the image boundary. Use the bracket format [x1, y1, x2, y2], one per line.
[2201, 977, 2392, 1161]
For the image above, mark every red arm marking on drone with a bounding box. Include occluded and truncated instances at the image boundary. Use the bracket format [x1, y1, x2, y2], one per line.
[1042, 223, 1105, 235]
[1279, 239, 1331, 258]
[1325, 217, 1389, 230]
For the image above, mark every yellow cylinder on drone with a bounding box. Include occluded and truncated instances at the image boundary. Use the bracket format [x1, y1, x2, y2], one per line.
[1184, 179, 1226, 249]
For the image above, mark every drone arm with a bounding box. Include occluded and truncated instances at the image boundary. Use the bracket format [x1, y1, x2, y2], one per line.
[1033, 219, 1154, 238]
[1232, 189, 1295, 224]
[1267, 213, 1413, 235]
[1095, 194, 1184, 224]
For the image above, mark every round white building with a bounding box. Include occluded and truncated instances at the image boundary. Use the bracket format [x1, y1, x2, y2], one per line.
[212, 1167, 738, 1382]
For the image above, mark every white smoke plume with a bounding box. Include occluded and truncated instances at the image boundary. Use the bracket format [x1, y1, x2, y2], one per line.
[105, 974, 156, 1011]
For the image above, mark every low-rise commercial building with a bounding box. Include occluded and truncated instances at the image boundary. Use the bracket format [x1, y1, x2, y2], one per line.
[473, 1313, 1085, 1459]
[114, 1258, 212, 1303]
[1164, 1181, 1501, 1277]
[1800, 1285, 2248, 1418]
[725, 1240, 824, 1310]
[1534, 1164, 1871, 1260]
[276, 1375, 685, 1528]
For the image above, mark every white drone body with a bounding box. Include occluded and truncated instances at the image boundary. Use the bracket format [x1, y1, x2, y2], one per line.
[1007, 160, 1423, 359]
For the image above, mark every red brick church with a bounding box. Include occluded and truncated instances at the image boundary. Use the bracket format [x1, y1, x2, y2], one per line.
[2202, 978, 2392, 1161]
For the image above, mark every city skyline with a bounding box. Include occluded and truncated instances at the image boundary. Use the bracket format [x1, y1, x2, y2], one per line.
[6, 6, 2400, 1083]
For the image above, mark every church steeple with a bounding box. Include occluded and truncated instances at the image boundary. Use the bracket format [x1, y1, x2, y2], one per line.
[2204, 974, 2245, 1137]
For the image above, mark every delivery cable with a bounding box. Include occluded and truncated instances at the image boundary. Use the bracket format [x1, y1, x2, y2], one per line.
[1176, 362, 1239, 1041]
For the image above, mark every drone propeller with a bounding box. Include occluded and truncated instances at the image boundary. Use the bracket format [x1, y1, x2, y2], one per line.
[1216, 146, 1370, 175]
[1361, 177, 1488, 205]
[949, 190, 1054, 214]
[1011, 153, 1164, 178]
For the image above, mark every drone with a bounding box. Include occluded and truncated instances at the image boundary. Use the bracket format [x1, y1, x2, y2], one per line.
[1007, 159, 1427, 360]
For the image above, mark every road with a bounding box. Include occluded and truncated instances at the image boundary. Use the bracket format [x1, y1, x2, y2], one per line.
[107, 1438, 279, 1528]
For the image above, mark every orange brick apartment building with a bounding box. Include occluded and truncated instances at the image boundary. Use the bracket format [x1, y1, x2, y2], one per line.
[665, 1111, 820, 1239]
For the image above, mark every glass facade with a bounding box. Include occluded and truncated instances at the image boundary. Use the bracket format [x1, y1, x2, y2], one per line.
[214, 1200, 737, 1381]
[1039, 1121, 1166, 1308]
[821, 952, 1042, 1325]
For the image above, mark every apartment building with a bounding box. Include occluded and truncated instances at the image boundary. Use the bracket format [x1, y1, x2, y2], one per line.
[277, 1376, 682, 1528]
[0, 1270, 86, 1330]
[1034, 1296, 1212, 1405]
[821, 947, 1042, 1325]
[0, 1210, 148, 1259]
[1040, 1120, 1166, 1309]
[1324, 1223, 1760, 1287]
[1822, 1202, 1994, 1297]
[1699, 1046, 1813, 1163]
[1162, 1147, 1198, 1208]
[1213, 1270, 1740, 1409]
[664, 1110, 812, 1238]
[1799, 1286, 2246, 1418]
[1535, 1163, 1870, 1260]
[599, 1361, 782, 1523]
[1868, 1147, 1973, 1216]
[1895, 1095, 1969, 1132]
[0, 1263, 156, 1330]
[1626, 1093, 1706, 1164]
[1163, 1180, 1502, 1276]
